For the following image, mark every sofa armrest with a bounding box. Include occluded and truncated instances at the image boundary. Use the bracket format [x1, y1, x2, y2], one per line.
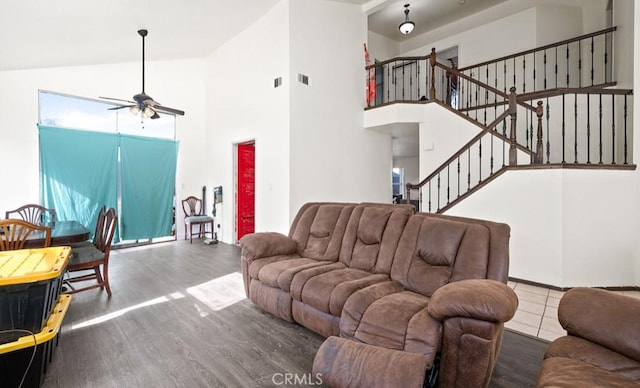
[558, 287, 640, 362]
[427, 279, 518, 323]
[239, 232, 297, 260]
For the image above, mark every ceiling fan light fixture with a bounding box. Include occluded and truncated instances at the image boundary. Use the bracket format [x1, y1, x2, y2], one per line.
[129, 105, 140, 115]
[399, 4, 415, 35]
[142, 106, 155, 118]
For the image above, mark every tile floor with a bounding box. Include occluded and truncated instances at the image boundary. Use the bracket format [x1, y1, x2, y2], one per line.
[506, 281, 640, 342]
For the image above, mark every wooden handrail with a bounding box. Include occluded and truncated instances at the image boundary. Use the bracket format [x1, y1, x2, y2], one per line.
[407, 110, 512, 190]
[458, 27, 617, 71]
[365, 55, 430, 70]
[518, 86, 633, 100]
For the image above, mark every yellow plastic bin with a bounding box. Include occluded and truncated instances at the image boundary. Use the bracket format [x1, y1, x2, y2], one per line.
[0, 294, 71, 388]
[0, 247, 71, 344]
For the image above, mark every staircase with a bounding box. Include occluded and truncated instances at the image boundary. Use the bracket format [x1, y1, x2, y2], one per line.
[365, 27, 634, 213]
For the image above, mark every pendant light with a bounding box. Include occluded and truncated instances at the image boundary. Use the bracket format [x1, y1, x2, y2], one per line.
[399, 4, 415, 35]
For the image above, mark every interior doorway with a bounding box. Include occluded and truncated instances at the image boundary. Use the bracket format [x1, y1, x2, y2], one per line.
[236, 141, 255, 242]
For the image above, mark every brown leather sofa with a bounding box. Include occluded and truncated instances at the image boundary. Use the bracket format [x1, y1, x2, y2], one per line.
[239, 202, 518, 387]
[536, 287, 640, 387]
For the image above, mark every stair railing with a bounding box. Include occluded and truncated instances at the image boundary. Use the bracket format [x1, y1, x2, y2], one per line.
[457, 27, 617, 96]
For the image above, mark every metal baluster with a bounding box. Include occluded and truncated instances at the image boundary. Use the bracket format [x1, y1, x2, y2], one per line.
[604, 32, 609, 83]
[503, 61, 507, 93]
[402, 62, 406, 100]
[566, 44, 570, 87]
[546, 98, 550, 163]
[437, 173, 441, 212]
[598, 94, 603, 164]
[417, 59, 421, 99]
[543, 50, 547, 89]
[578, 40, 582, 88]
[409, 62, 414, 100]
[479, 138, 483, 183]
[512, 57, 516, 90]
[467, 148, 471, 191]
[624, 95, 628, 164]
[591, 37, 595, 86]
[490, 132, 494, 174]
[574, 93, 578, 163]
[586, 94, 591, 164]
[611, 94, 615, 164]
[446, 164, 450, 205]
[428, 180, 432, 212]
[522, 55, 526, 92]
[554, 47, 558, 88]
[502, 120, 507, 167]
[387, 63, 390, 103]
[562, 94, 566, 163]
[533, 51, 537, 92]
[457, 156, 461, 198]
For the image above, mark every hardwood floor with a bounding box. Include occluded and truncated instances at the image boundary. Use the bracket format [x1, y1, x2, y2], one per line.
[37, 240, 547, 388]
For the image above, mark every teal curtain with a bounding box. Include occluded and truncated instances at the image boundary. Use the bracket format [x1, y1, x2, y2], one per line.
[38, 125, 118, 238]
[119, 134, 178, 240]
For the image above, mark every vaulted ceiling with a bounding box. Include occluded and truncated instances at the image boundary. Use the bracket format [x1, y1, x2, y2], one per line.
[0, 0, 506, 71]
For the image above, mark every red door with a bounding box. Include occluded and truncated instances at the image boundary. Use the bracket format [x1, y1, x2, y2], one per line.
[237, 143, 255, 240]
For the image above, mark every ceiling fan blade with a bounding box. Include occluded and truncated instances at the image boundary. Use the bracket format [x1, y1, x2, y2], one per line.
[108, 105, 134, 111]
[99, 96, 136, 104]
[150, 112, 161, 120]
[154, 105, 185, 116]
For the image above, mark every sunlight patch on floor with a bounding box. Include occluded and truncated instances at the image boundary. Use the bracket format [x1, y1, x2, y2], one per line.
[70, 292, 185, 331]
[186, 272, 246, 313]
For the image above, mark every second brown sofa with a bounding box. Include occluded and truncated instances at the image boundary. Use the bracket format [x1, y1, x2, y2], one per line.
[239, 202, 518, 387]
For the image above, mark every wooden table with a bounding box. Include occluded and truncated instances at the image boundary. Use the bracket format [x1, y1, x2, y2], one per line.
[24, 220, 90, 248]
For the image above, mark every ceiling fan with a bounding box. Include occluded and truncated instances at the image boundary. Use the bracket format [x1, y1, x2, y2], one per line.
[100, 29, 185, 119]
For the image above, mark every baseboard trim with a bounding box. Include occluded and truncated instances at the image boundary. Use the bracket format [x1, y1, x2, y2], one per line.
[508, 277, 640, 292]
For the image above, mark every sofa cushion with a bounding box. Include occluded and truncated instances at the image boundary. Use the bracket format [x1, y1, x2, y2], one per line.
[297, 267, 389, 316]
[544, 335, 640, 382]
[391, 214, 491, 296]
[341, 282, 441, 361]
[255, 257, 335, 292]
[339, 204, 414, 274]
[289, 203, 355, 261]
[537, 357, 639, 388]
[313, 336, 429, 388]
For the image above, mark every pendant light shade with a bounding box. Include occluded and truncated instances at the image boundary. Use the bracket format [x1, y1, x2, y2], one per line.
[399, 4, 415, 35]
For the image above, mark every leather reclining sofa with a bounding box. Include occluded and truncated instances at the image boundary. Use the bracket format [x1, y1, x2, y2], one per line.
[536, 287, 640, 387]
[239, 202, 519, 387]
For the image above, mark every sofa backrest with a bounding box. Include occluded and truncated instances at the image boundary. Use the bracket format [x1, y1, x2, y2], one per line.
[338, 203, 415, 274]
[390, 212, 510, 296]
[288, 202, 356, 261]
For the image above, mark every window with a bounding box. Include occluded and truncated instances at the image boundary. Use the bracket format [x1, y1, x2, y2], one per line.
[392, 167, 404, 200]
[38, 90, 179, 245]
[38, 90, 175, 138]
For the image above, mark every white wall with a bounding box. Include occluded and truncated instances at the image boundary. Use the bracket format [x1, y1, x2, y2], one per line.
[0, 59, 206, 229]
[446, 169, 637, 287]
[634, 0, 640, 287]
[205, 1, 291, 242]
[288, 0, 393, 215]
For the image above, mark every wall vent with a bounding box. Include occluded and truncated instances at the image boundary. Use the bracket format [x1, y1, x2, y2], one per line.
[274, 77, 283, 88]
[297, 73, 310, 85]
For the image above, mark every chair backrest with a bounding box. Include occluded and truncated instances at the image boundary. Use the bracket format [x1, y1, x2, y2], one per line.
[5, 204, 56, 225]
[93, 207, 117, 254]
[182, 196, 203, 217]
[0, 219, 51, 251]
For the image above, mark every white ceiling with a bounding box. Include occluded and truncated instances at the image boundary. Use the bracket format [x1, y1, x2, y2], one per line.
[0, 0, 508, 71]
[0, 0, 509, 158]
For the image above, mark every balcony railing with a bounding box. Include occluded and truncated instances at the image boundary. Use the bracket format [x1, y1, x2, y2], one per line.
[365, 27, 635, 212]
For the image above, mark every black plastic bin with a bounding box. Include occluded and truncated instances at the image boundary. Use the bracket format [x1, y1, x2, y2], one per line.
[0, 247, 70, 345]
[0, 294, 71, 388]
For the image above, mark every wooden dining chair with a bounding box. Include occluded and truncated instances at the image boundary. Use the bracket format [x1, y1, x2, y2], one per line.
[65, 207, 117, 296]
[5, 204, 57, 226]
[0, 219, 51, 251]
[182, 196, 214, 243]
